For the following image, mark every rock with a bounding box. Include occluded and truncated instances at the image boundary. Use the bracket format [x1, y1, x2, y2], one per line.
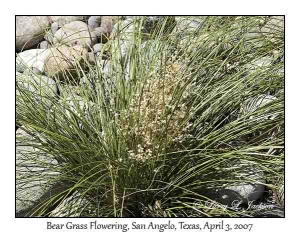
[16, 128, 62, 216]
[16, 16, 50, 51]
[39, 41, 49, 49]
[51, 22, 59, 34]
[94, 16, 113, 43]
[16, 57, 27, 74]
[241, 95, 278, 120]
[88, 16, 101, 29]
[244, 17, 283, 47]
[211, 161, 265, 206]
[16, 49, 49, 73]
[50, 16, 89, 27]
[240, 95, 280, 144]
[53, 21, 97, 50]
[246, 57, 273, 71]
[92, 43, 103, 53]
[253, 57, 273, 67]
[44, 45, 88, 81]
[16, 72, 58, 100]
[260, 16, 284, 42]
[101, 16, 113, 35]
[244, 25, 263, 42]
[50, 191, 90, 217]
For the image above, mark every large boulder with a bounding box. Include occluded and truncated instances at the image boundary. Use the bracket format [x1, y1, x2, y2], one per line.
[50, 191, 90, 217]
[44, 45, 88, 81]
[260, 16, 284, 42]
[16, 72, 57, 97]
[16, 16, 50, 52]
[16, 128, 63, 216]
[53, 21, 97, 50]
[16, 49, 49, 73]
[210, 161, 266, 206]
[16, 72, 58, 109]
[241, 95, 278, 120]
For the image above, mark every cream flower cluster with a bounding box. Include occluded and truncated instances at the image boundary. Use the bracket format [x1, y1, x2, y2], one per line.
[120, 59, 195, 162]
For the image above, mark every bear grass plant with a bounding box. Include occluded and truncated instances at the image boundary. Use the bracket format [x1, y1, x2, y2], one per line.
[16, 16, 284, 217]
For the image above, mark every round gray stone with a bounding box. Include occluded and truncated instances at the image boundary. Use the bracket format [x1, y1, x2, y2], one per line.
[16, 128, 61, 216]
[39, 41, 49, 49]
[17, 73, 58, 99]
[53, 21, 97, 50]
[16, 49, 49, 74]
[88, 16, 101, 29]
[212, 161, 266, 206]
[16, 16, 50, 52]
[93, 43, 103, 53]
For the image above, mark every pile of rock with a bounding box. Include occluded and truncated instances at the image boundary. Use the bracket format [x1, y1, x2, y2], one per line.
[16, 16, 115, 80]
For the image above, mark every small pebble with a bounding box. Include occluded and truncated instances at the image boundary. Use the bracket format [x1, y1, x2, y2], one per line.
[39, 41, 49, 49]
[93, 43, 102, 53]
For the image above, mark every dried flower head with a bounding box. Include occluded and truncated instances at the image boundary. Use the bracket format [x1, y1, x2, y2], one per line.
[120, 58, 195, 162]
